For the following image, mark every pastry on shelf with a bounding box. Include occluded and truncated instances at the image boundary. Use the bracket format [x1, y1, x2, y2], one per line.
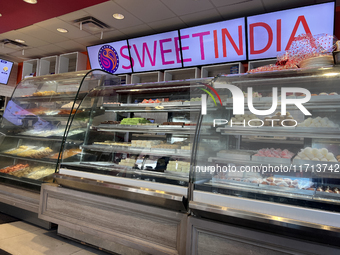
[61, 102, 79, 109]
[253, 148, 294, 159]
[4, 145, 30, 155]
[131, 140, 161, 148]
[229, 113, 261, 126]
[166, 161, 190, 173]
[0, 164, 29, 174]
[58, 109, 77, 115]
[264, 111, 296, 127]
[49, 148, 81, 159]
[152, 143, 180, 149]
[119, 157, 136, 167]
[16, 147, 53, 159]
[297, 117, 339, 128]
[120, 118, 150, 125]
[101, 121, 121, 125]
[33, 91, 59, 96]
[93, 141, 131, 147]
[294, 147, 337, 162]
[161, 122, 185, 126]
[141, 99, 160, 104]
[26, 168, 55, 180]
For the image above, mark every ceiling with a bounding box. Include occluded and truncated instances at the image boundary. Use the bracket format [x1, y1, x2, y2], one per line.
[0, 0, 338, 63]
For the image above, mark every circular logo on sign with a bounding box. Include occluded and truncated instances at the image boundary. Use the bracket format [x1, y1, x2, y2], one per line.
[3, 67, 8, 72]
[98, 45, 119, 74]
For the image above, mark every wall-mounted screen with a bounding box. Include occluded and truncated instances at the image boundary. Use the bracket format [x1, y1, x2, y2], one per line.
[87, 40, 132, 74]
[128, 31, 182, 73]
[180, 18, 247, 67]
[0, 59, 14, 85]
[247, 2, 335, 60]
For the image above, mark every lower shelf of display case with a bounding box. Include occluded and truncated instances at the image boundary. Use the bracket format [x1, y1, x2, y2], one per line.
[82, 144, 192, 159]
[61, 162, 189, 182]
[216, 126, 340, 139]
[59, 168, 188, 196]
[0, 153, 57, 165]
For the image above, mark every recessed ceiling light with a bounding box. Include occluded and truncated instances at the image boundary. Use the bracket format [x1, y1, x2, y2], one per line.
[113, 13, 124, 20]
[23, 0, 37, 4]
[0, 14, 2, 17]
[15, 39, 26, 43]
[57, 28, 68, 33]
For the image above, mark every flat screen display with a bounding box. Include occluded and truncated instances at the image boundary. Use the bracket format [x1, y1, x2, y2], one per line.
[0, 59, 14, 85]
[180, 18, 247, 67]
[247, 2, 335, 60]
[87, 40, 132, 74]
[128, 31, 182, 72]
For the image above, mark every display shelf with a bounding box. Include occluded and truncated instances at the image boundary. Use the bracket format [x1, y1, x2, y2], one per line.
[0, 153, 57, 165]
[216, 126, 340, 139]
[82, 144, 191, 158]
[248, 59, 277, 71]
[39, 56, 58, 76]
[201, 62, 244, 78]
[4, 135, 63, 142]
[164, 67, 200, 81]
[92, 124, 196, 134]
[22, 59, 40, 79]
[131, 71, 163, 83]
[58, 52, 87, 74]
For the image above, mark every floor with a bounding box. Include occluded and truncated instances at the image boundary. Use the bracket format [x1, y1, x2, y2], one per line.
[0, 213, 111, 255]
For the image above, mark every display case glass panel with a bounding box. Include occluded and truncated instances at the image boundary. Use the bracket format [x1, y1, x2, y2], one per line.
[193, 66, 340, 213]
[0, 70, 119, 189]
[59, 78, 213, 191]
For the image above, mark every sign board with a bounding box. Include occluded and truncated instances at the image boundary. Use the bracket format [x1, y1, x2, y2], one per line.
[247, 2, 335, 60]
[128, 31, 182, 72]
[180, 18, 247, 67]
[0, 59, 14, 85]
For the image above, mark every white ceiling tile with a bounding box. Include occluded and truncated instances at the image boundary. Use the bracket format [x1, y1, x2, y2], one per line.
[74, 35, 103, 46]
[115, 0, 176, 23]
[11, 48, 46, 58]
[0, 54, 23, 63]
[161, 0, 215, 16]
[18, 25, 69, 43]
[148, 17, 186, 32]
[262, 0, 314, 12]
[1, 30, 49, 47]
[35, 18, 91, 39]
[37, 44, 67, 55]
[84, 1, 144, 29]
[119, 24, 155, 38]
[217, 0, 265, 19]
[210, 0, 252, 8]
[180, 9, 222, 27]
[0, 46, 18, 54]
[98, 30, 126, 42]
[58, 10, 90, 22]
[55, 40, 86, 52]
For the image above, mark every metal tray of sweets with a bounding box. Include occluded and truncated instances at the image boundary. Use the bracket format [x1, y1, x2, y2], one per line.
[259, 183, 315, 196]
[252, 156, 292, 164]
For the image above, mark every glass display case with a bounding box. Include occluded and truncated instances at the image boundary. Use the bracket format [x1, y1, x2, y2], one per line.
[57, 78, 213, 211]
[0, 70, 119, 190]
[191, 66, 340, 229]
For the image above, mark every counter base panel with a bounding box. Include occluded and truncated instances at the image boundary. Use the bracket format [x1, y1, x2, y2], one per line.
[193, 190, 340, 229]
[186, 216, 340, 255]
[39, 183, 187, 255]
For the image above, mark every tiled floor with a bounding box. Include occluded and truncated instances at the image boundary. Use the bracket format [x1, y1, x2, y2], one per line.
[0, 214, 111, 255]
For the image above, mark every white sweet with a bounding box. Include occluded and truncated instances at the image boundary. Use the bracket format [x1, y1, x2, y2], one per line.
[298, 152, 305, 158]
[326, 153, 335, 161]
[305, 152, 314, 160]
[312, 157, 319, 161]
[302, 157, 309, 160]
[321, 158, 328, 161]
[314, 151, 323, 160]
[330, 158, 338, 162]
[304, 148, 312, 154]
[315, 123, 322, 127]
[312, 119, 319, 124]
[320, 148, 328, 156]
[305, 118, 313, 125]
[311, 148, 319, 156]
[315, 117, 322, 121]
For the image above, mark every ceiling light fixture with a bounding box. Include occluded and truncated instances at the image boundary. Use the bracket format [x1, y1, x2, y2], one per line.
[57, 28, 68, 33]
[0, 14, 2, 17]
[15, 39, 25, 43]
[113, 13, 124, 20]
[23, 0, 37, 4]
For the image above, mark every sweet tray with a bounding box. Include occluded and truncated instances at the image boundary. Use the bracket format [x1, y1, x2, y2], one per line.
[216, 152, 252, 161]
[259, 184, 315, 196]
[252, 156, 291, 164]
[212, 177, 260, 187]
[164, 170, 189, 177]
[315, 190, 340, 200]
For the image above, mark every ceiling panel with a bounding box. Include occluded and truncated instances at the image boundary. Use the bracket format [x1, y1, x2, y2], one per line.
[58, 10, 90, 22]
[55, 40, 87, 52]
[262, 0, 320, 12]
[180, 8, 223, 27]
[0, 31, 49, 47]
[37, 44, 67, 55]
[11, 48, 46, 58]
[35, 18, 92, 39]
[99, 30, 126, 42]
[119, 24, 155, 38]
[148, 17, 187, 32]
[84, 1, 144, 30]
[74, 35, 103, 47]
[217, 0, 265, 19]
[210, 0, 253, 8]
[0, 47, 19, 55]
[161, 0, 215, 16]
[114, 0, 176, 23]
[18, 26, 69, 44]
